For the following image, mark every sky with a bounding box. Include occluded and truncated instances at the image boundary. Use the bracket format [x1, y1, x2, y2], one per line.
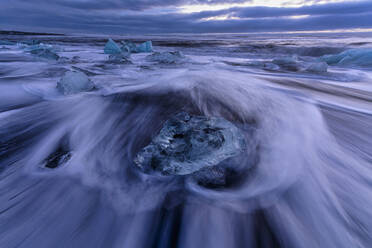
[0, 0, 371, 34]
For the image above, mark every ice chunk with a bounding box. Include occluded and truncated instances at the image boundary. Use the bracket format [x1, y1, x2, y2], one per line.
[108, 53, 132, 64]
[136, 41, 153, 53]
[104, 38, 122, 54]
[272, 56, 302, 71]
[121, 40, 153, 53]
[24, 44, 60, 60]
[192, 166, 227, 187]
[30, 48, 59, 60]
[146, 51, 187, 64]
[306, 62, 328, 73]
[120, 41, 137, 53]
[134, 112, 246, 176]
[20, 40, 41, 45]
[56, 71, 95, 95]
[0, 40, 15, 45]
[322, 48, 372, 67]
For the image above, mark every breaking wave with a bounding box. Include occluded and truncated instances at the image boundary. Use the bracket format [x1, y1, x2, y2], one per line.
[1, 68, 372, 248]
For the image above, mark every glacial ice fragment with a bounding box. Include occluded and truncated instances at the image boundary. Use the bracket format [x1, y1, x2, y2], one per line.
[120, 40, 153, 53]
[321, 48, 372, 67]
[56, 71, 94, 95]
[120, 41, 137, 53]
[30, 48, 59, 60]
[306, 62, 328, 73]
[104, 38, 122, 54]
[146, 51, 187, 64]
[0, 40, 15, 45]
[108, 53, 132, 64]
[136, 41, 153, 53]
[134, 112, 246, 176]
[272, 56, 302, 71]
[20, 40, 41, 45]
[24, 44, 60, 60]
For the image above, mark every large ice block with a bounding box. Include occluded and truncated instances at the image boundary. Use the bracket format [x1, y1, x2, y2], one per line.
[322, 48, 372, 67]
[56, 71, 95, 95]
[136, 41, 153, 53]
[134, 112, 246, 176]
[121, 40, 153, 53]
[104, 38, 122, 54]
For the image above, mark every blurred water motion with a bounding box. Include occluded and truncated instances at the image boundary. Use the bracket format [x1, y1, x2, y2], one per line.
[0, 32, 372, 248]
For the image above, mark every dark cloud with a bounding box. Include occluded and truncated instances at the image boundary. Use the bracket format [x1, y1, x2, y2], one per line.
[0, 0, 371, 34]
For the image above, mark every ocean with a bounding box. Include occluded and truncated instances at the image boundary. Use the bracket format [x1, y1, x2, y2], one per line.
[0, 31, 372, 248]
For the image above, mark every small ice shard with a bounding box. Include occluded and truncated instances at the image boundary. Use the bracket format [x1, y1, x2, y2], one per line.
[306, 62, 328, 73]
[134, 112, 246, 176]
[56, 71, 94, 95]
[321, 48, 372, 67]
[108, 53, 132, 64]
[272, 56, 302, 71]
[146, 51, 187, 64]
[136, 41, 153, 53]
[104, 38, 122, 54]
[0, 40, 15, 45]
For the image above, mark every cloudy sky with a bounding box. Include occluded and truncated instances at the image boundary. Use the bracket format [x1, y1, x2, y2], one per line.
[0, 0, 371, 34]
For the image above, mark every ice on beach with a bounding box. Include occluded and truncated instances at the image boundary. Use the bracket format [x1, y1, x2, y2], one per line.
[146, 51, 187, 64]
[104, 38, 122, 54]
[272, 56, 302, 71]
[108, 53, 132, 64]
[121, 40, 153, 53]
[23, 44, 60, 60]
[30, 48, 59, 60]
[134, 112, 246, 176]
[56, 71, 94, 95]
[322, 48, 372, 67]
[20, 40, 41, 45]
[306, 62, 328, 73]
[0, 40, 15, 45]
[136, 41, 153, 53]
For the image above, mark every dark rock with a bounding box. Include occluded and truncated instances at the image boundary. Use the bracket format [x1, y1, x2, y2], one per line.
[45, 147, 71, 169]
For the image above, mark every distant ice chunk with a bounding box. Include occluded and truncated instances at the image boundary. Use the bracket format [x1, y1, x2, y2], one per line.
[24, 44, 60, 60]
[322, 48, 372, 67]
[272, 56, 302, 71]
[108, 53, 132, 64]
[136, 41, 153, 53]
[146, 51, 187, 64]
[121, 40, 153, 53]
[306, 62, 328, 73]
[20, 40, 41, 45]
[30, 48, 59, 60]
[104, 38, 122, 54]
[57, 71, 94, 95]
[120, 41, 137, 53]
[0, 40, 15, 45]
[134, 112, 246, 176]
